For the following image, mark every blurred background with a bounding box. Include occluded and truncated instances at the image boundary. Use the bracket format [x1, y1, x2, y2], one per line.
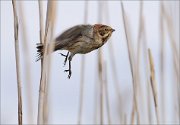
[1, 0, 179, 124]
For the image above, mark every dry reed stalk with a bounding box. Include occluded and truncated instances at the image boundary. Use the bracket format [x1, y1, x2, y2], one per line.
[136, 2, 151, 123]
[78, 57, 85, 124]
[38, 0, 44, 44]
[12, 0, 23, 124]
[148, 49, 160, 124]
[38, 3, 45, 116]
[43, 1, 57, 124]
[38, 0, 45, 80]
[78, 1, 88, 124]
[104, 2, 122, 123]
[94, 75, 99, 124]
[147, 78, 152, 124]
[98, 1, 104, 124]
[136, 2, 144, 123]
[159, 2, 165, 122]
[163, 4, 180, 121]
[120, 2, 140, 124]
[137, 16, 153, 123]
[131, 103, 136, 124]
[163, 3, 179, 81]
[161, 2, 180, 122]
[37, 0, 46, 123]
[18, 2, 34, 123]
[138, 22, 153, 124]
[98, 50, 104, 125]
[37, 0, 56, 124]
[78, 58, 85, 124]
[103, 62, 111, 124]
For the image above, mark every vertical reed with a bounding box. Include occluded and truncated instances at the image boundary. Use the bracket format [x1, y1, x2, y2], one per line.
[78, 0, 89, 124]
[163, 4, 180, 120]
[12, 0, 23, 124]
[44, 2, 57, 123]
[104, 2, 122, 123]
[148, 49, 160, 124]
[137, 2, 151, 123]
[159, 2, 165, 122]
[37, 0, 56, 124]
[37, 0, 46, 123]
[103, 62, 111, 124]
[98, 1, 104, 124]
[160, 2, 180, 122]
[120, 1, 140, 124]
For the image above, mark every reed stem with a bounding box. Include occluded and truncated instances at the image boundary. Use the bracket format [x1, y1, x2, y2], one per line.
[12, 0, 23, 124]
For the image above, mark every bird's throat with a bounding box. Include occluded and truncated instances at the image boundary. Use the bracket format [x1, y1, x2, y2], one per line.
[102, 34, 110, 45]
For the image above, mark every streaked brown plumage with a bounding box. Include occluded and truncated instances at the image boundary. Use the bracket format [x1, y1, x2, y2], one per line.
[36, 24, 115, 78]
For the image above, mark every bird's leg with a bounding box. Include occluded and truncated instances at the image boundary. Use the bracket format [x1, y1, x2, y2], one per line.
[64, 53, 74, 79]
[64, 59, 72, 79]
[60, 52, 69, 66]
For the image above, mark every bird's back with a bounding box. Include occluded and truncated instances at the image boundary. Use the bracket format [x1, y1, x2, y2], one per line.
[54, 25, 93, 50]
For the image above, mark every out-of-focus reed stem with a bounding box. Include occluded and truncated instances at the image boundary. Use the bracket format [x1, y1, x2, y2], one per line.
[98, 1, 104, 124]
[104, 2, 122, 123]
[120, 1, 140, 124]
[137, 2, 151, 123]
[103, 62, 111, 124]
[163, 4, 179, 80]
[161, 3, 180, 122]
[136, 2, 144, 123]
[12, 0, 23, 124]
[98, 51, 103, 125]
[148, 49, 160, 124]
[94, 75, 98, 124]
[78, 1, 88, 124]
[159, 2, 165, 123]
[163, 4, 180, 121]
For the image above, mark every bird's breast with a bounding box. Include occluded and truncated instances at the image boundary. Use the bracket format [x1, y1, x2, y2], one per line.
[67, 39, 101, 54]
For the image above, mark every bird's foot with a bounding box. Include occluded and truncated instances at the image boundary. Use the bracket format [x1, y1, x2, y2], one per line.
[64, 69, 72, 79]
[60, 53, 69, 66]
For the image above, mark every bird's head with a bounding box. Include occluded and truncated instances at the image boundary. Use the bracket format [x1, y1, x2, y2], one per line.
[93, 24, 115, 40]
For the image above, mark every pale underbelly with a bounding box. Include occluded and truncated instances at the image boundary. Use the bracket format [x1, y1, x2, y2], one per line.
[67, 41, 100, 54]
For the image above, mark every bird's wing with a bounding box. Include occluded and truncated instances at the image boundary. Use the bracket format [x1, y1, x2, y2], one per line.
[54, 25, 93, 50]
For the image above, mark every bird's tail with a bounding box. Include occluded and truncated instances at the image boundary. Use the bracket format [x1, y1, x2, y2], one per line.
[36, 43, 44, 61]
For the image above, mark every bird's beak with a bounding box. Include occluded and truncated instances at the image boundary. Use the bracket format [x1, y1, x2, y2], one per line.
[111, 29, 115, 32]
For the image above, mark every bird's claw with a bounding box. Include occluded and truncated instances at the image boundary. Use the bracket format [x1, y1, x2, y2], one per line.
[63, 60, 67, 66]
[64, 69, 72, 79]
[59, 53, 68, 66]
[60, 53, 67, 57]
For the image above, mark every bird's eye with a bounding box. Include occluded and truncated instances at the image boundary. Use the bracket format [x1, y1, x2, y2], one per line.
[105, 29, 108, 31]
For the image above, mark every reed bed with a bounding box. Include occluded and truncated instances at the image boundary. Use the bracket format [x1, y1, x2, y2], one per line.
[6, 0, 179, 124]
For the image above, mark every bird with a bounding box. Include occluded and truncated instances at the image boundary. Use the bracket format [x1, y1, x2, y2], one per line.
[36, 24, 115, 78]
